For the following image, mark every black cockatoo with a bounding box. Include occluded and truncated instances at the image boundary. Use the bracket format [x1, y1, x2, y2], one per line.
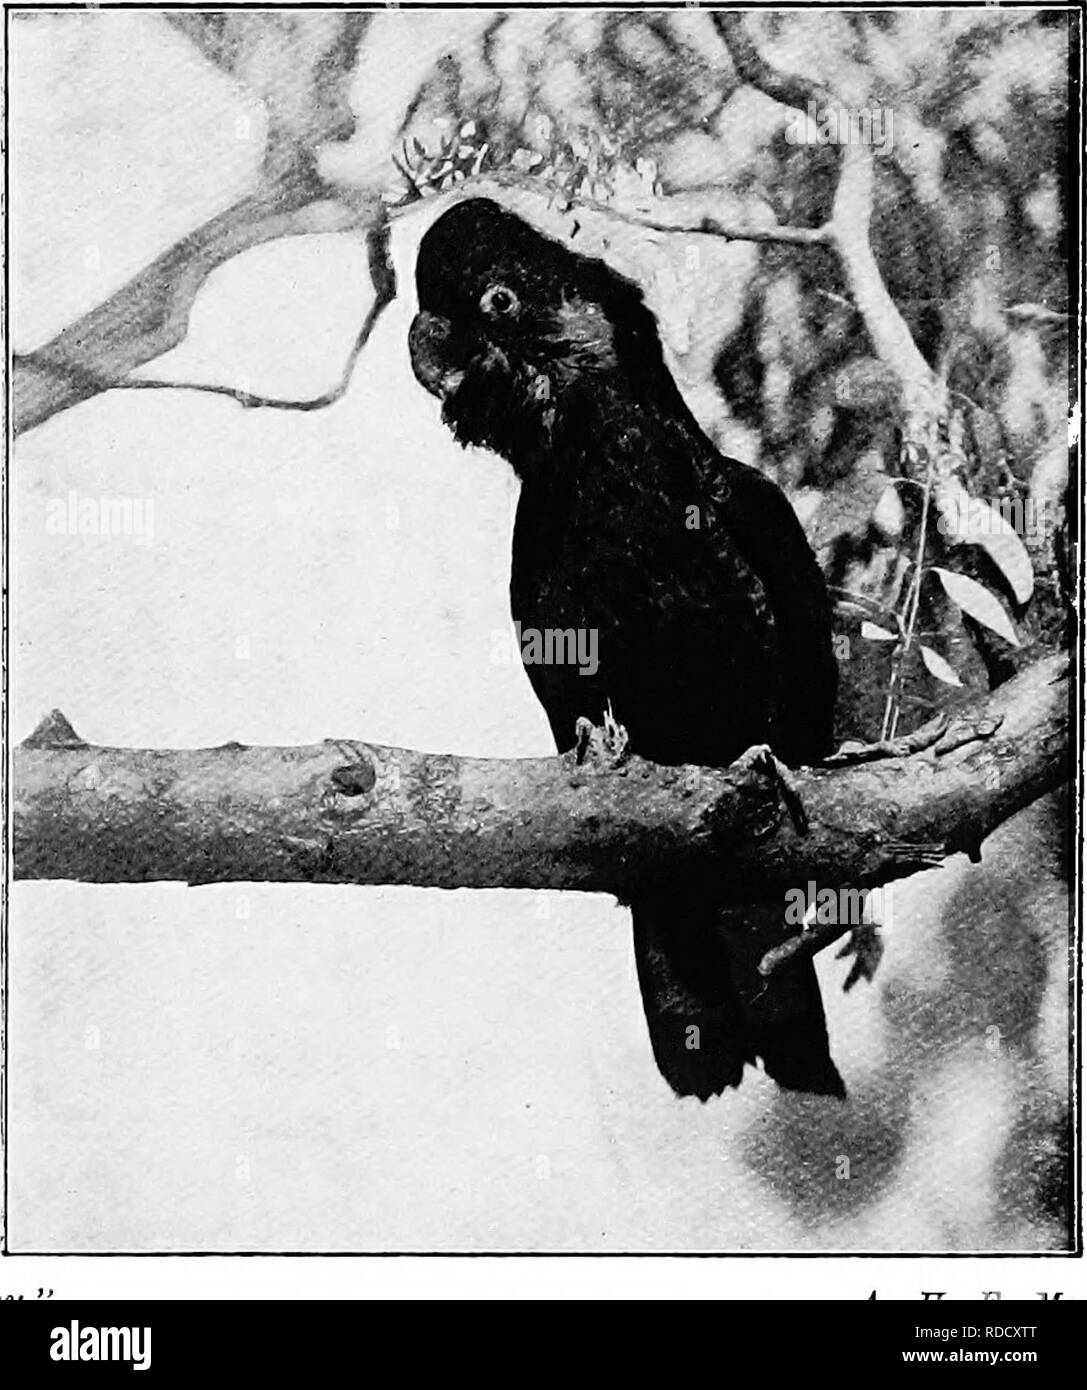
[409, 197, 844, 1099]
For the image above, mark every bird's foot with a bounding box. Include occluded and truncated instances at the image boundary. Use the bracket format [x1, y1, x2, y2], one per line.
[731, 744, 809, 835]
[760, 919, 846, 977]
[824, 710, 1006, 767]
[759, 900, 885, 984]
[836, 922, 885, 991]
[822, 713, 950, 766]
[574, 701, 630, 767]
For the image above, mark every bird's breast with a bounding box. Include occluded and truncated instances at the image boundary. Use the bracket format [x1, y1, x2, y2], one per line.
[509, 489, 784, 766]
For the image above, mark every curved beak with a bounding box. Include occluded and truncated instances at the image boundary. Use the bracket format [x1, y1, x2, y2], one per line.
[408, 311, 466, 399]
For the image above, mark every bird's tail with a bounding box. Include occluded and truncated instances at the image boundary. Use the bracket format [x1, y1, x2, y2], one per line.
[632, 887, 845, 1100]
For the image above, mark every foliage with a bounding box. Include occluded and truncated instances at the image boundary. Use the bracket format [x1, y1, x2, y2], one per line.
[380, 8, 1069, 739]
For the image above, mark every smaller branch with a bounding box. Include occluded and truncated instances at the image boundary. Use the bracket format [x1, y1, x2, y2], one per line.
[814, 287, 855, 311]
[15, 159, 823, 438]
[712, 11, 836, 111]
[13, 10, 377, 438]
[881, 448, 936, 740]
[12, 192, 361, 436]
[892, 452, 936, 739]
[580, 199, 829, 249]
[828, 145, 944, 418]
[1002, 303, 1069, 326]
[712, 12, 946, 422]
[387, 170, 831, 247]
[102, 214, 398, 415]
[392, 150, 426, 202]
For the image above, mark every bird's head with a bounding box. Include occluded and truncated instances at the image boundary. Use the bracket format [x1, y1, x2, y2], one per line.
[408, 197, 668, 467]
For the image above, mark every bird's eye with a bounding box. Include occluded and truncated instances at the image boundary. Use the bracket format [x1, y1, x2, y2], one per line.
[480, 284, 520, 318]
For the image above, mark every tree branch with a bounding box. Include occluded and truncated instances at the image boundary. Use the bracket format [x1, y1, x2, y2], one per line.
[12, 193, 365, 435]
[3, 12, 991, 439]
[11, 10, 377, 437]
[713, 10, 837, 111]
[87, 215, 398, 415]
[6, 163, 852, 437]
[11, 13, 890, 438]
[13, 656, 1068, 911]
[712, 11, 946, 419]
[387, 169, 831, 247]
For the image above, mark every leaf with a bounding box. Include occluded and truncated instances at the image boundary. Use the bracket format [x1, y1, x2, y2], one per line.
[861, 621, 898, 642]
[460, 120, 476, 138]
[835, 598, 877, 619]
[977, 521, 1034, 605]
[931, 567, 1020, 647]
[933, 477, 1034, 604]
[872, 484, 905, 537]
[920, 645, 963, 687]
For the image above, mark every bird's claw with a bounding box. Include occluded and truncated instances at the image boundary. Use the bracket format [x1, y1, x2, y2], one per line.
[574, 703, 630, 767]
[823, 714, 952, 766]
[732, 744, 809, 835]
[835, 922, 885, 991]
[932, 714, 1004, 756]
[822, 710, 1007, 767]
[760, 899, 884, 983]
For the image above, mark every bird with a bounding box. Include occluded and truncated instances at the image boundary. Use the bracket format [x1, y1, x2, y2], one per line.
[409, 196, 845, 1099]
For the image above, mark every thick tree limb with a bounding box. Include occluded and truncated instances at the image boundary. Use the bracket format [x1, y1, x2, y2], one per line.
[13, 657, 1069, 908]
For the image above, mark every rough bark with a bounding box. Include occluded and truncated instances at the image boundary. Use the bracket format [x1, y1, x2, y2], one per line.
[13, 656, 1069, 905]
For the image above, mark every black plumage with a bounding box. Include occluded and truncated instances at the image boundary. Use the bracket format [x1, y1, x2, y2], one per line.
[409, 197, 844, 1099]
